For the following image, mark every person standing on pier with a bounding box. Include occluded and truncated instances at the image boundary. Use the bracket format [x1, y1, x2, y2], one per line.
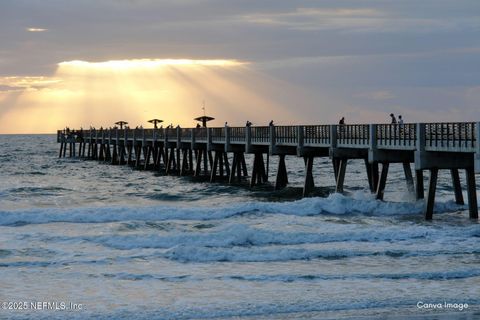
[269, 120, 274, 126]
[338, 117, 346, 135]
[390, 113, 397, 124]
[398, 115, 404, 126]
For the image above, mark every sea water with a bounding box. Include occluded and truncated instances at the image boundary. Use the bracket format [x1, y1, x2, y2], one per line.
[0, 135, 479, 319]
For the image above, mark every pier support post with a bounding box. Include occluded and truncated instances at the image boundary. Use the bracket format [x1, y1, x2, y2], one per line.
[180, 149, 190, 176]
[415, 170, 424, 200]
[111, 144, 118, 165]
[119, 145, 126, 165]
[425, 168, 438, 220]
[210, 151, 219, 182]
[303, 156, 315, 197]
[194, 150, 203, 176]
[98, 144, 105, 161]
[450, 169, 464, 205]
[332, 159, 340, 183]
[87, 142, 91, 159]
[104, 143, 111, 162]
[144, 146, 152, 170]
[250, 153, 268, 187]
[335, 159, 347, 193]
[59, 141, 64, 158]
[166, 148, 177, 174]
[223, 152, 230, 177]
[371, 162, 379, 193]
[275, 154, 288, 190]
[376, 163, 389, 200]
[465, 167, 478, 219]
[365, 159, 374, 192]
[229, 152, 246, 183]
[127, 145, 133, 165]
[135, 145, 142, 168]
[403, 162, 415, 194]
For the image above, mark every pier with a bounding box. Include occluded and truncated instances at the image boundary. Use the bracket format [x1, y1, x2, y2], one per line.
[57, 122, 480, 220]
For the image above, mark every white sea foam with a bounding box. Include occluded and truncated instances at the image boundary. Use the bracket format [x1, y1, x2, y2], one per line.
[0, 193, 465, 226]
[84, 223, 479, 250]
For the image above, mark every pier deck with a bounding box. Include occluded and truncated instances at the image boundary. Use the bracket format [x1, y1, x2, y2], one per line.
[58, 122, 480, 220]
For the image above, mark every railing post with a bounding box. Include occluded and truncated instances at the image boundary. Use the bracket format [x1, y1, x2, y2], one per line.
[191, 128, 196, 149]
[246, 126, 252, 153]
[475, 122, 480, 173]
[225, 125, 231, 151]
[297, 125, 305, 156]
[369, 124, 377, 150]
[269, 125, 276, 154]
[297, 125, 304, 148]
[177, 126, 181, 148]
[207, 128, 212, 151]
[330, 125, 337, 148]
[416, 123, 426, 152]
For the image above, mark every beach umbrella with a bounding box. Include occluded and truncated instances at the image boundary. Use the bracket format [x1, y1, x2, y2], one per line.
[148, 119, 163, 129]
[194, 116, 215, 128]
[115, 121, 128, 129]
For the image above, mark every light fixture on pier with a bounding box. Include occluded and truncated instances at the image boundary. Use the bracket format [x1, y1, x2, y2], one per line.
[115, 121, 128, 129]
[148, 119, 163, 129]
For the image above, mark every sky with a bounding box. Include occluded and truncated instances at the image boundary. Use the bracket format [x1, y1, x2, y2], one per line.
[1, 0, 479, 133]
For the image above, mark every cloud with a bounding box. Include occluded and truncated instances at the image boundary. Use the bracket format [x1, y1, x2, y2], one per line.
[0, 76, 61, 91]
[241, 7, 385, 31]
[26, 28, 48, 32]
[356, 91, 395, 101]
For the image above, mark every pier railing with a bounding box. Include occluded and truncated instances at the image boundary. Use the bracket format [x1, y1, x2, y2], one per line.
[230, 127, 246, 143]
[337, 124, 370, 147]
[275, 126, 297, 145]
[195, 128, 208, 142]
[211, 127, 225, 143]
[377, 124, 416, 150]
[425, 122, 476, 152]
[59, 122, 479, 153]
[181, 128, 192, 141]
[251, 126, 270, 144]
[304, 125, 330, 146]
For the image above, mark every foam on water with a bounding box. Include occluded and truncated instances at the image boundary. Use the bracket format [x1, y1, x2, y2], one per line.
[0, 193, 466, 226]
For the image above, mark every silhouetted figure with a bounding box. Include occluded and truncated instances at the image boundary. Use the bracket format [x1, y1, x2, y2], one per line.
[339, 117, 345, 125]
[246, 121, 252, 127]
[269, 120, 274, 126]
[398, 115, 404, 126]
[390, 113, 397, 124]
[225, 121, 228, 126]
[196, 123, 201, 128]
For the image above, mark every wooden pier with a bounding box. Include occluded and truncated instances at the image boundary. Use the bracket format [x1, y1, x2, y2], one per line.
[57, 122, 480, 220]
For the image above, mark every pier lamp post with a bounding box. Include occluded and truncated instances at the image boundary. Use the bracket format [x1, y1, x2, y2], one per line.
[148, 119, 163, 129]
[114, 121, 128, 129]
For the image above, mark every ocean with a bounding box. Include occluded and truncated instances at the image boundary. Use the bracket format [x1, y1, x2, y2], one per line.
[0, 134, 479, 319]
